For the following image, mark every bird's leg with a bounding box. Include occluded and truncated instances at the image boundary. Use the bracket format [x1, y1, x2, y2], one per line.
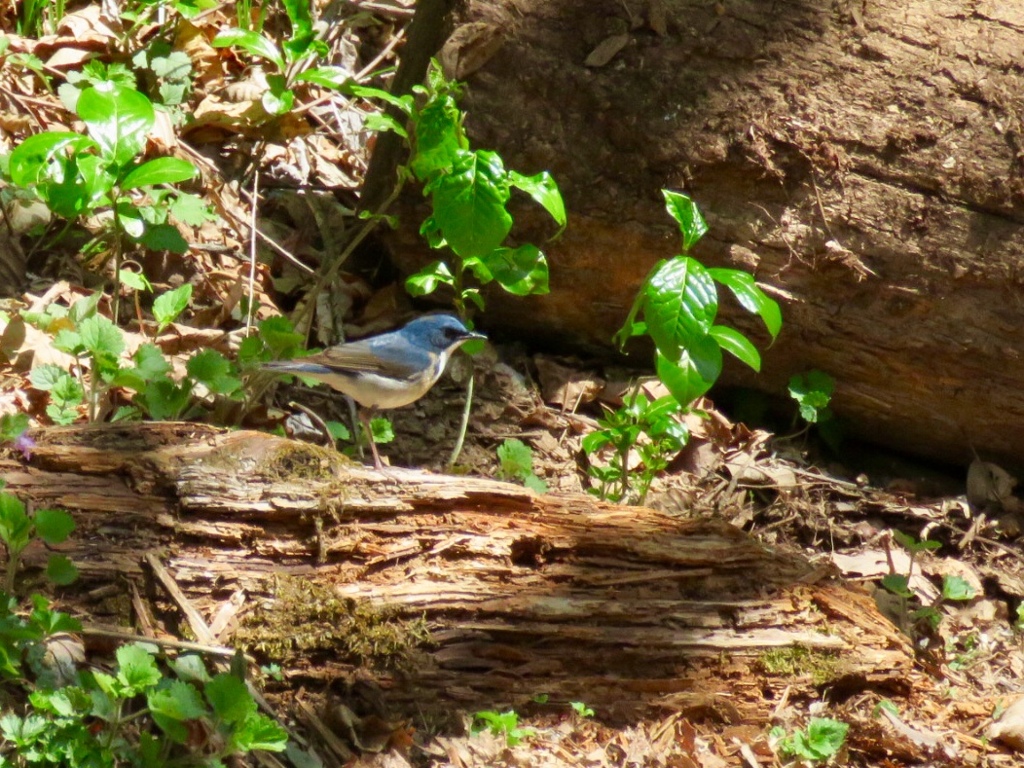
[359, 409, 384, 469]
[344, 396, 363, 461]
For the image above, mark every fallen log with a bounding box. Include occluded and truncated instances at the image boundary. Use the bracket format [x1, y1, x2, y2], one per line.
[2, 422, 916, 729]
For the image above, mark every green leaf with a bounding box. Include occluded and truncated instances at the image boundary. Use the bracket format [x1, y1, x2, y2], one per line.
[76, 83, 155, 166]
[230, 711, 289, 752]
[346, 83, 414, 115]
[942, 575, 975, 601]
[120, 157, 197, 189]
[369, 417, 395, 445]
[205, 673, 255, 724]
[662, 189, 708, 252]
[0, 491, 32, 553]
[294, 65, 352, 89]
[132, 343, 173, 382]
[803, 718, 848, 760]
[404, 261, 454, 297]
[170, 192, 217, 226]
[139, 222, 190, 254]
[880, 573, 912, 599]
[153, 284, 193, 330]
[212, 28, 285, 71]
[497, 438, 533, 481]
[707, 268, 782, 339]
[523, 474, 548, 493]
[8, 132, 97, 187]
[656, 338, 722, 407]
[33, 508, 75, 544]
[148, 679, 208, 721]
[709, 325, 761, 371]
[509, 170, 566, 232]
[79, 314, 124, 363]
[364, 112, 409, 138]
[171, 653, 212, 684]
[644, 256, 717, 358]
[119, 269, 152, 292]
[187, 349, 240, 396]
[45, 554, 78, 585]
[482, 245, 549, 296]
[281, 0, 315, 62]
[69, 291, 104, 323]
[410, 94, 465, 181]
[116, 643, 162, 694]
[428, 150, 511, 258]
[262, 81, 295, 116]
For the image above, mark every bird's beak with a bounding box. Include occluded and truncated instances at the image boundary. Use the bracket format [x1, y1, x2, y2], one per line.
[465, 330, 487, 342]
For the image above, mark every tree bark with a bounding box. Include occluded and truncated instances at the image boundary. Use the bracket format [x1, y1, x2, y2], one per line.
[2, 423, 916, 726]
[383, 0, 1024, 470]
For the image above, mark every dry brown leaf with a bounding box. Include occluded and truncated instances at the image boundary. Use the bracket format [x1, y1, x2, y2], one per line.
[585, 33, 629, 67]
[440, 22, 505, 80]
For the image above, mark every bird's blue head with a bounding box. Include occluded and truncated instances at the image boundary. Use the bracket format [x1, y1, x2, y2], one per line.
[401, 314, 485, 353]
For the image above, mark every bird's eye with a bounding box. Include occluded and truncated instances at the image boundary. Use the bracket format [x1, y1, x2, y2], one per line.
[444, 327, 462, 340]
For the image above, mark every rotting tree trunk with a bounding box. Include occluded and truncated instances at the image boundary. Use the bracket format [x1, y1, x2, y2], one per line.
[384, 0, 1024, 471]
[2, 422, 918, 726]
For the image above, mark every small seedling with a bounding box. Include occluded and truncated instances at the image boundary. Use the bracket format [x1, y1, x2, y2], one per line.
[788, 370, 835, 425]
[471, 709, 536, 747]
[0, 484, 77, 594]
[496, 438, 547, 493]
[570, 701, 594, 718]
[771, 717, 848, 764]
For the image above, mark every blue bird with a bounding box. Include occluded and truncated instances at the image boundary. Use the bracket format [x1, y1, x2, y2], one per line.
[263, 314, 485, 467]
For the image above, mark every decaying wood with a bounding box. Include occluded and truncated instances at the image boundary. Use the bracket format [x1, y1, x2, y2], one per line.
[385, 0, 1024, 470]
[1, 422, 921, 725]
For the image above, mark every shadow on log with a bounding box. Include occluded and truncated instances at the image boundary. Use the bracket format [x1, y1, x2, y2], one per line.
[1, 423, 916, 727]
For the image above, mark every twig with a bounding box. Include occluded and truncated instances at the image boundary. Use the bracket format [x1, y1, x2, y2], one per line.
[143, 552, 216, 644]
[246, 169, 259, 332]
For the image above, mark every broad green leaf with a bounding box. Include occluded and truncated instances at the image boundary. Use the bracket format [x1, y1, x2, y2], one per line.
[405, 261, 454, 297]
[942, 575, 975, 601]
[410, 94, 465, 180]
[187, 349, 240, 395]
[76, 84, 155, 166]
[33, 508, 75, 544]
[345, 83, 414, 115]
[370, 417, 394, 444]
[0, 491, 31, 553]
[662, 189, 708, 252]
[509, 170, 566, 231]
[656, 338, 722, 407]
[45, 555, 78, 585]
[707, 268, 782, 339]
[139, 223, 190, 254]
[30, 364, 70, 393]
[212, 29, 285, 71]
[153, 284, 193, 330]
[803, 718, 848, 760]
[148, 679, 208, 721]
[120, 157, 197, 189]
[119, 269, 152, 292]
[281, 0, 315, 62]
[644, 256, 717, 359]
[205, 673, 255, 724]
[69, 291, 103, 323]
[132, 343, 172, 382]
[294, 65, 352, 89]
[79, 314, 124, 362]
[117, 202, 146, 239]
[880, 573, 912, 598]
[365, 112, 408, 138]
[8, 132, 97, 187]
[116, 643, 162, 694]
[262, 79, 295, 115]
[170, 192, 216, 226]
[709, 325, 761, 371]
[429, 150, 511, 258]
[482, 244, 549, 296]
[171, 654, 212, 684]
[230, 711, 289, 752]
[497, 438, 533, 481]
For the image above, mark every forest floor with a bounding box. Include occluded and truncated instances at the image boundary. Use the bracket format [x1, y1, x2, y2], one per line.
[1, 1, 1023, 767]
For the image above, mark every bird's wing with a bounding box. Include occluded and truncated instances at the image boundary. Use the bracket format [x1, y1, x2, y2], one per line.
[306, 335, 431, 380]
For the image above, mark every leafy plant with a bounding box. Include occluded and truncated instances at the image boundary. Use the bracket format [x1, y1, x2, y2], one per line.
[212, 0, 333, 117]
[788, 370, 835, 425]
[585, 191, 780, 504]
[471, 709, 535, 747]
[496, 438, 547, 493]
[7, 71, 204, 273]
[880, 532, 975, 633]
[2, 642, 288, 765]
[616, 191, 780, 405]
[0, 483, 77, 595]
[24, 290, 305, 425]
[582, 390, 687, 505]
[570, 701, 594, 718]
[772, 717, 848, 764]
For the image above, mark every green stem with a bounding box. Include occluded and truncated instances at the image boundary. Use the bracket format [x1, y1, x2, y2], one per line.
[446, 369, 474, 469]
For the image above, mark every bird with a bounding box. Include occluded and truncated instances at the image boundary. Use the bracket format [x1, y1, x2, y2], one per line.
[263, 313, 485, 468]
